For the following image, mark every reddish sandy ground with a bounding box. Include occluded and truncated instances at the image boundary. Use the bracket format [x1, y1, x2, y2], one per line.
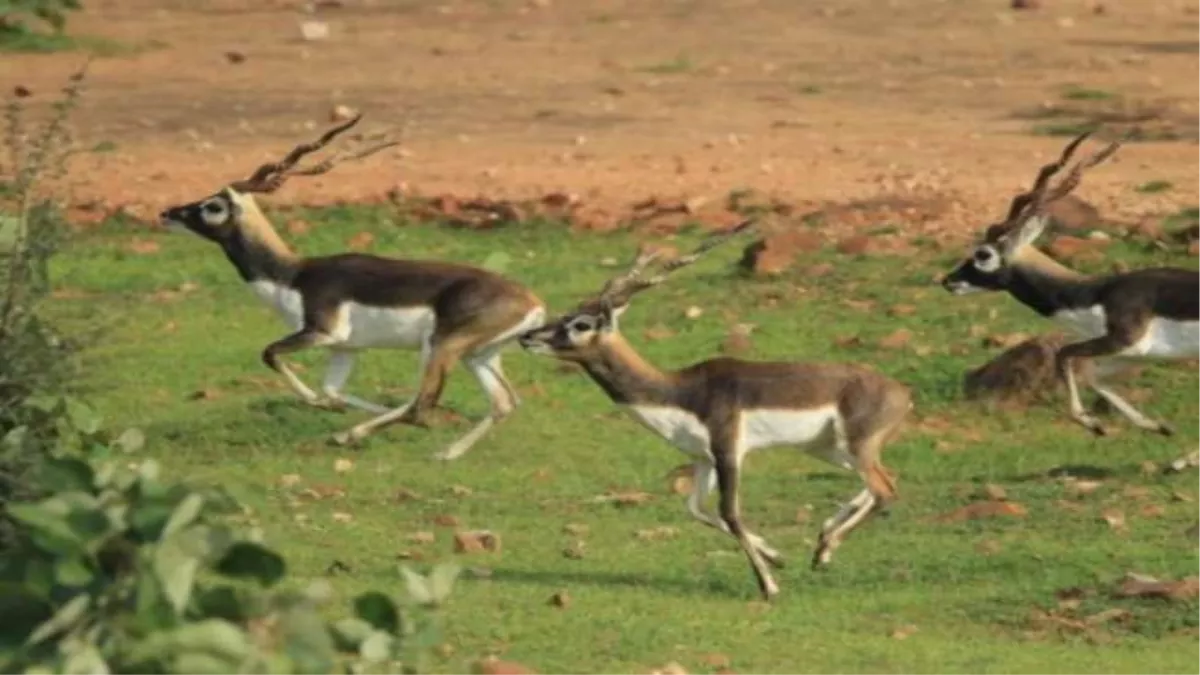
[9, 0, 1200, 239]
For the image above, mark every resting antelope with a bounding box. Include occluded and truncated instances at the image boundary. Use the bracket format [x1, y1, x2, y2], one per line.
[518, 222, 912, 600]
[941, 132, 1199, 437]
[160, 114, 546, 460]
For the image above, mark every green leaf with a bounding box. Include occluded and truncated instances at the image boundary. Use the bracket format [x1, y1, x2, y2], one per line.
[113, 427, 146, 453]
[167, 619, 252, 667]
[399, 566, 434, 606]
[330, 617, 374, 651]
[62, 642, 110, 675]
[66, 507, 112, 548]
[8, 503, 81, 554]
[162, 493, 204, 538]
[354, 592, 399, 634]
[23, 394, 61, 414]
[192, 585, 247, 623]
[38, 458, 95, 493]
[215, 542, 286, 587]
[358, 631, 395, 664]
[154, 536, 200, 615]
[137, 459, 161, 483]
[2, 425, 28, 450]
[480, 250, 511, 273]
[279, 607, 336, 675]
[63, 397, 101, 435]
[26, 594, 89, 645]
[53, 557, 93, 587]
[172, 653, 238, 675]
[428, 562, 461, 604]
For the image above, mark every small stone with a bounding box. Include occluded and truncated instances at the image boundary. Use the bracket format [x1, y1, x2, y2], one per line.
[300, 20, 330, 41]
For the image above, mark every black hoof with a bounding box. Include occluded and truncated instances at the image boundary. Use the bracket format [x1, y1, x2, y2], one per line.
[1156, 424, 1175, 437]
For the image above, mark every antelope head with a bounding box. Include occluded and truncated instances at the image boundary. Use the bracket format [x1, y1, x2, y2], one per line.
[940, 132, 1120, 295]
[518, 219, 756, 362]
[160, 114, 401, 244]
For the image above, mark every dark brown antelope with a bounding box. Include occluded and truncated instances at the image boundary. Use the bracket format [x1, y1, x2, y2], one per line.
[941, 132, 1199, 438]
[518, 222, 912, 601]
[160, 114, 546, 460]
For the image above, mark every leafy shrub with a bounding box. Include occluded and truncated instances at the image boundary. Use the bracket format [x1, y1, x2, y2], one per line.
[0, 65, 87, 549]
[0, 451, 459, 674]
[0, 0, 83, 34]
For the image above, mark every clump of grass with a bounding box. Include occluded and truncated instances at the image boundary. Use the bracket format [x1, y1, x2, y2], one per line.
[1032, 121, 1100, 138]
[1134, 180, 1174, 194]
[1061, 85, 1117, 102]
[639, 53, 695, 75]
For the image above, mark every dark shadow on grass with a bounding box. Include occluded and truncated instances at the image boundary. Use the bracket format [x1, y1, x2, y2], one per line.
[990, 461, 1162, 484]
[482, 565, 747, 599]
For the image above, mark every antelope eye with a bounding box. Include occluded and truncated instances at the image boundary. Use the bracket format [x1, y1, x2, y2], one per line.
[973, 247, 994, 263]
[202, 201, 225, 214]
[569, 318, 594, 332]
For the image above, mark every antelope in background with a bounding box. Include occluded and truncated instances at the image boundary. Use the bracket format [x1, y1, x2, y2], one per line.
[941, 132, 1199, 440]
[160, 114, 546, 461]
[518, 222, 913, 601]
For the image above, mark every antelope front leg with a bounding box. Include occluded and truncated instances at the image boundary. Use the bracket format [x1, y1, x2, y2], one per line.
[317, 350, 390, 414]
[812, 488, 875, 569]
[1087, 359, 1174, 436]
[1056, 331, 1142, 437]
[262, 329, 337, 407]
[686, 463, 785, 568]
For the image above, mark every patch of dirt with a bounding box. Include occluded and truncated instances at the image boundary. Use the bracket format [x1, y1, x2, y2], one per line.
[13, 0, 1199, 242]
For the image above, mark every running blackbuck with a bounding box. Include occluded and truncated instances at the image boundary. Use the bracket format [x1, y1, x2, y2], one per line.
[160, 114, 546, 460]
[941, 132, 1199, 437]
[518, 222, 912, 601]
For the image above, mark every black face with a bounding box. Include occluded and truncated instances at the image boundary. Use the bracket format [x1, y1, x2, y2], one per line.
[941, 242, 1012, 295]
[159, 188, 240, 243]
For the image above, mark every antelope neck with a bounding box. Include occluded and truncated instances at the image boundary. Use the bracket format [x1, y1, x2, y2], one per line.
[578, 335, 677, 406]
[222, 215, 300, 286]
[1007, 251, 1100, 317]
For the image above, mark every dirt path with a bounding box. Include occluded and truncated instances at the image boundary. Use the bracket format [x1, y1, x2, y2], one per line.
[11, 0, 1199, 236]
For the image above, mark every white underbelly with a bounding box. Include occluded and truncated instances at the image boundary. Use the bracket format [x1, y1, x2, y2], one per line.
[742, 407, 844, 460]
[622, 404, 850, 469]
[248, 280, 434, 349]
[1054, 307, 1199, 360]
[1121, 318, 1200, 359]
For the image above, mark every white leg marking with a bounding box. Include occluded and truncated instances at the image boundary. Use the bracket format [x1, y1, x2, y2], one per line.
[319, 350, 389, 414]
[687, 464, 783, 565]
[814, 488, 874, 567]
[276, 332, 339, 405]
[434, 350, 514, 461]
[1063, 359, 1105, 434]
[330, 339, 430, 445]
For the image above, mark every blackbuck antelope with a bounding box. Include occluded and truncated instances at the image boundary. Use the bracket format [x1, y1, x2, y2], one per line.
[941, 132, 1199, 437]
[518, 223, 912, 601]
[160, 115, 546, 460]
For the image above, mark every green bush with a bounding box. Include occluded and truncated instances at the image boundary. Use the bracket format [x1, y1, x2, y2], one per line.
[0, 0, 83, 34]
[0, 449, 460, 674]
[0, 65, 86, 550]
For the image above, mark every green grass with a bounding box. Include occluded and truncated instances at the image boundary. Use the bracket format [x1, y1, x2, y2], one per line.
[45, 208, 1199, 673]
[0, 25, 161, 55]
[1136, 180, 1175, 195]
[1061, 86, 1118, 102]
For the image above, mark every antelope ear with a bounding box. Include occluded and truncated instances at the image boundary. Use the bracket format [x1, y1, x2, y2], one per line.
[597, 300, 627, 332]
[1005, 214, 1049, 253]
[221, 187, 245, 218]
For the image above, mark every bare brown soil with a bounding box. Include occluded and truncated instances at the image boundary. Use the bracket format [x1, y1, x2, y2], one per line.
[10, 0, 1200, 237]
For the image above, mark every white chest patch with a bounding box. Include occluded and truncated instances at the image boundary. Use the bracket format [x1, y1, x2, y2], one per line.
[624, 405, 711, 459]
[1053, 306, 1108, 339]
[1053, 306, 1200, 360]
[248, 280, 435, 349]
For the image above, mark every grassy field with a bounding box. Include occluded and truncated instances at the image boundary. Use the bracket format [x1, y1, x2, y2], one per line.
[46, 206, 1199, 674]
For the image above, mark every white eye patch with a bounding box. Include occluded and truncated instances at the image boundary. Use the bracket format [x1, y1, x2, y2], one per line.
[569, 316, 597, 333]
[200, 198, 229, 226]
[972, 245, 1002, 273]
